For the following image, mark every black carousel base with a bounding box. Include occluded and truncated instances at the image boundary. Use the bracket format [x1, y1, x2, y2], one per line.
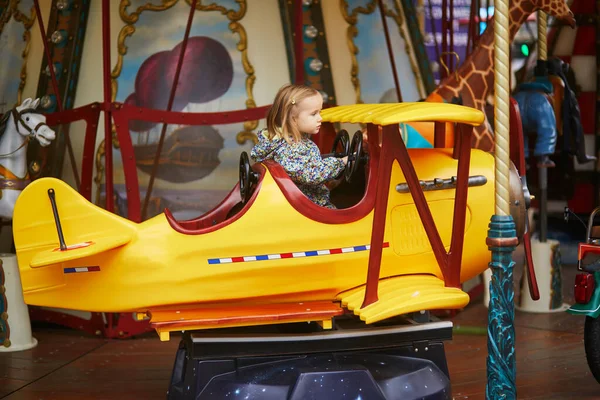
[166, 315, 453, 400]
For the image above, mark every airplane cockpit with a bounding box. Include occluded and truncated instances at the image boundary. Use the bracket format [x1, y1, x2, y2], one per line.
[164, 123, 375, 234]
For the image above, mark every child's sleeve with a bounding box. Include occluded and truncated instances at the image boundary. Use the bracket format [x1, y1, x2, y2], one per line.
[250, 130, 270, 162]
[284, 152, 345, 185]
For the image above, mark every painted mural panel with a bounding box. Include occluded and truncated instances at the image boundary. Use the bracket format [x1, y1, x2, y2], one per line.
[0, 0, 34, 113]
[343, 0, 423, 104]
[109, 0, 259, 220]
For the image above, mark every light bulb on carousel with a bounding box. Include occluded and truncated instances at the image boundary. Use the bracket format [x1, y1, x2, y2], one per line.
[309, 58, 323, 73]
[56, 0, 72, 11]
[304, 25, 318, 40]
[40, 95, 56, 111]
[50, 30, 66, 45]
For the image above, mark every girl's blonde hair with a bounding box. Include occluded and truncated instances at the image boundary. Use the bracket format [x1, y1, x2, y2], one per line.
[266, 84, 319, 143]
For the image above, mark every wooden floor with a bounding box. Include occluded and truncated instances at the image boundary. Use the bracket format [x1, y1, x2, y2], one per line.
[1, 264, 599, 399]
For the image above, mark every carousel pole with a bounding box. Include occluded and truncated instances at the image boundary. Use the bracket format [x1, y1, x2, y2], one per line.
[538, 11, 547, 60]
[101, 0, 113, 212]
[141, 0, 198, 220]
[486, 0, 517, 398]
[538, 11, 548, 243]
[377, 0, 402, 102]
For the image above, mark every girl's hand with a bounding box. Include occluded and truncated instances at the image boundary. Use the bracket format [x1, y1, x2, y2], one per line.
[341, 156, 348, 166]
[326, 176, 343, 190]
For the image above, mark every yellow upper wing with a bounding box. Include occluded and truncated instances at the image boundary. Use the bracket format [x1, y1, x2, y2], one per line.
[321, 103, 485, 126]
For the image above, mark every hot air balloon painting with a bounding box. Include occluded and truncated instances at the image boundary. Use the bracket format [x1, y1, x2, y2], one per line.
[113, 1, 255, 220]
[125, 36, 232, 183]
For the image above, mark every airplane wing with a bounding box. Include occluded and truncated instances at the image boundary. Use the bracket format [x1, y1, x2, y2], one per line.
[139, 301, 345, 341]
[337, 274, 470, 323]
[30, 234, 133, 268]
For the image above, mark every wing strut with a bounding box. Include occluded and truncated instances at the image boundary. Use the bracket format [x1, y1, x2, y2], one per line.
[361, 122, 473, 308]
[48, 188, 67, 251]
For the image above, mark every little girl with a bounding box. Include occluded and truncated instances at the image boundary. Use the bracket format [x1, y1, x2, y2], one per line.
[251, 84, 348, 209]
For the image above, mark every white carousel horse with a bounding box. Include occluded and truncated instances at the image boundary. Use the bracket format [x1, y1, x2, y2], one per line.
[0, 98, 55, 220]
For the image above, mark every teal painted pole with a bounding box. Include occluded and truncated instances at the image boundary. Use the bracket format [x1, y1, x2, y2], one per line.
[486, 215, 518, 399]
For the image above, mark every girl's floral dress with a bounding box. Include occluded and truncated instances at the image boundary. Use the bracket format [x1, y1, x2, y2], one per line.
[250, 129, 345, 208]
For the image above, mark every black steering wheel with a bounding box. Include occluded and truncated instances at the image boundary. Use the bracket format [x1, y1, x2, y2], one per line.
[239, 151, 258, 204]
[345, 131, 365, 183]
[331, 130, 350, 158]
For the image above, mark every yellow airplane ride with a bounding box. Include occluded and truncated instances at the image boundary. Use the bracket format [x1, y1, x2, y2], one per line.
[12, 102, 528, 341]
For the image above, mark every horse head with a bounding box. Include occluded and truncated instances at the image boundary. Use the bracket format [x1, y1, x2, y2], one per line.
[13, 98, 55, 147]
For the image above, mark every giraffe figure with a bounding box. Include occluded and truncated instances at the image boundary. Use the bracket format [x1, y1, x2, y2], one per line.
[427, 0, 575, 151]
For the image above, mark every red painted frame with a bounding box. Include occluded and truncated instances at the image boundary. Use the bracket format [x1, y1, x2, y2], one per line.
[509, 97, 539, 300]
[361, 122, 473, 307]
[29, 307, 153, 339]
[111, 102, 271, 222]
[44, 103, 102, 201]
[579, 243, 600, 261]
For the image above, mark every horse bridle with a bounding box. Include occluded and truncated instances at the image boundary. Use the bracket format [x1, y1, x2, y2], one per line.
[13, 107, 49, 138]
[0, 107, 49, 158]
[0, 107, 51, 192]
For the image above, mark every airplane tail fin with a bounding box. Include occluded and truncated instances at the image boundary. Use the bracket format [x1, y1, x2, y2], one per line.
[13, 178, 136, 270]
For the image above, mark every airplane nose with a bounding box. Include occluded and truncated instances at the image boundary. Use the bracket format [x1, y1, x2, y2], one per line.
[509, 162, 528, 241]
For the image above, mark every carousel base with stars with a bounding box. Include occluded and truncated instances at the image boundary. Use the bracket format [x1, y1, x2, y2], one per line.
[166, 314, 453, 400]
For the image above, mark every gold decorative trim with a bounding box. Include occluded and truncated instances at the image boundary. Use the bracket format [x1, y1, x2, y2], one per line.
[0, 0, 36, 106]
[12, 1, 35, 106]
[416, 0, 424, 33]
[341, 0, 425, 102]
[113, 0, 179, 103]
[340, 1, 377, 105]
[189, 0, 257, 144]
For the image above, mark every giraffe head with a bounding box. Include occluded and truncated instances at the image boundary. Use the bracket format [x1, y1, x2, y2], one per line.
[530, 0, 575, 28]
